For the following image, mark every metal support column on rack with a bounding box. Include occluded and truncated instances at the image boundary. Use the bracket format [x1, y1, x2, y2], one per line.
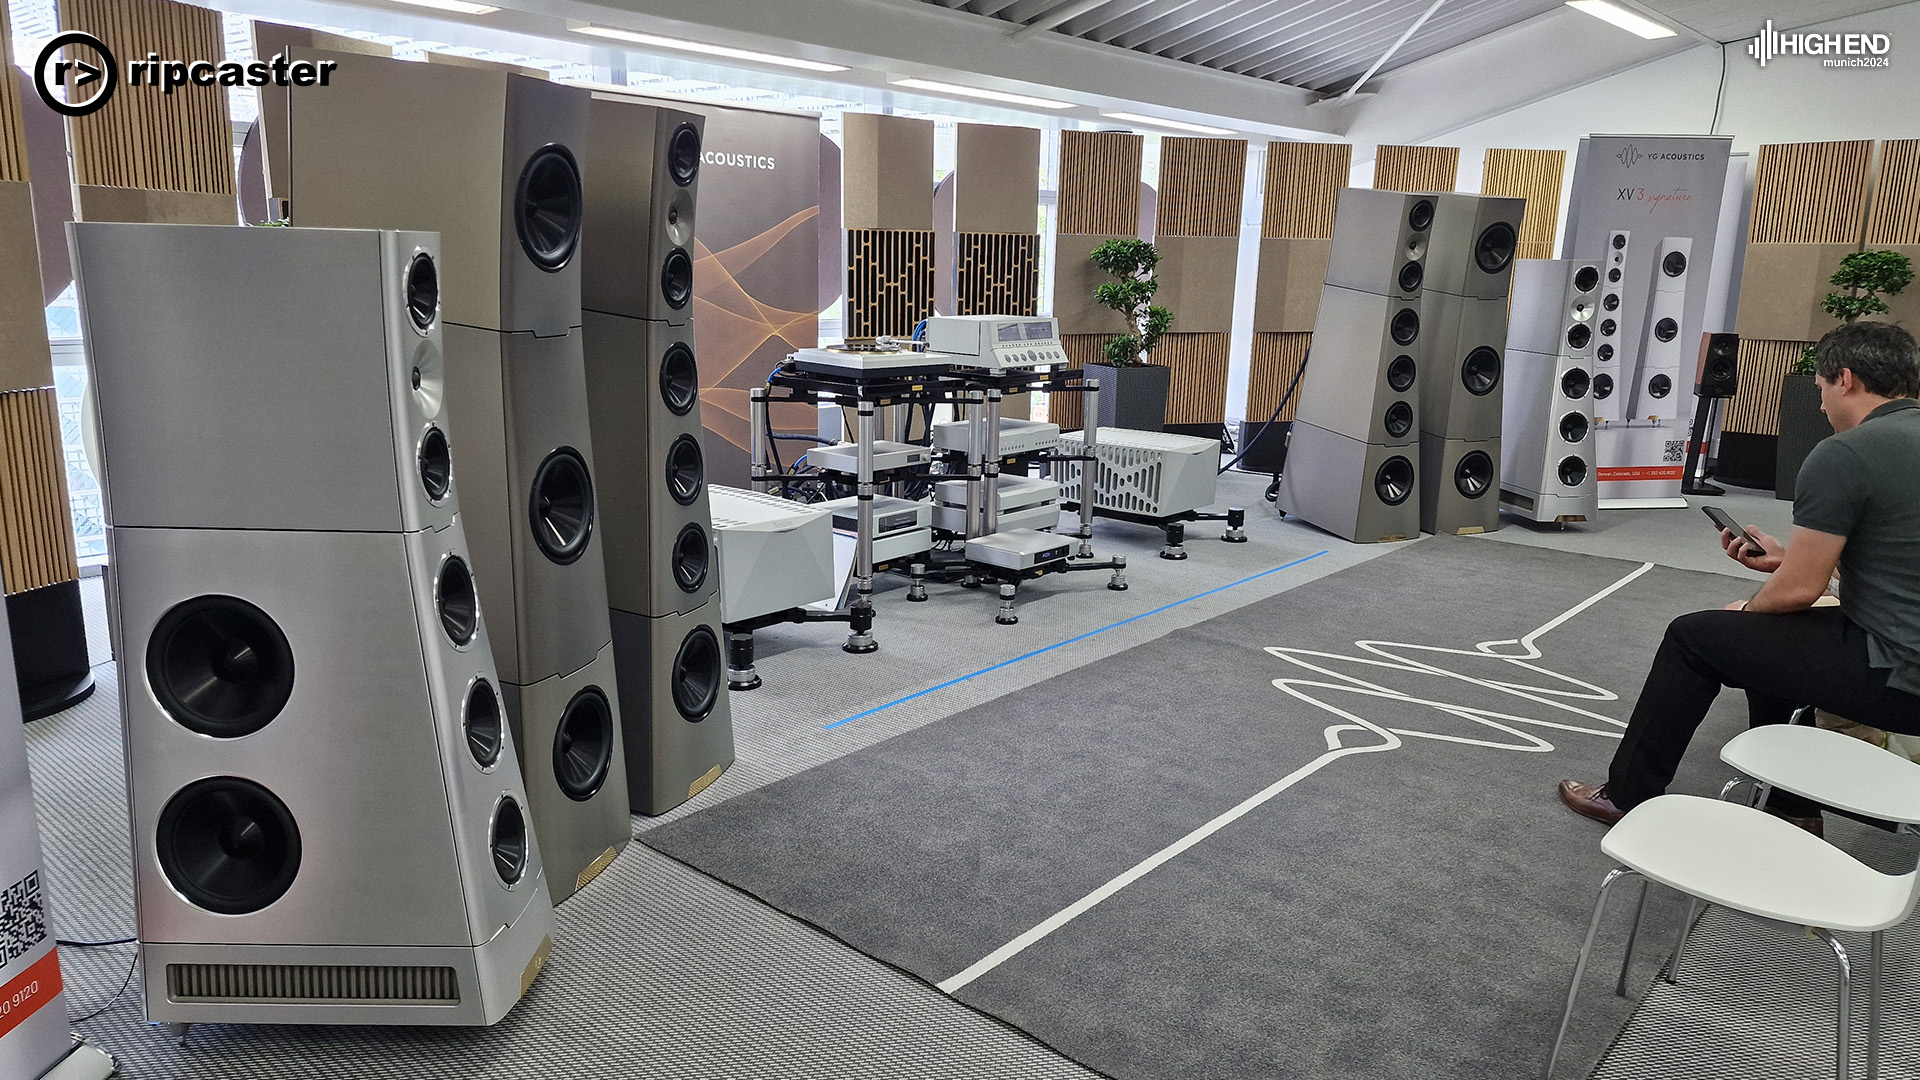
[846, 398, 880, 653]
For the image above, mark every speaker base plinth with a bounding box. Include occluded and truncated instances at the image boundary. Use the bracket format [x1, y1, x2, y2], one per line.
[9, 582, 96, 721]
[502, 644, 630, 906]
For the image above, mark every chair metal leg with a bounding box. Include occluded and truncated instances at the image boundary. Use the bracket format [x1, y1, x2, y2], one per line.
[1868, 930, 1883, 1080]
[1545, 867, 1639, 1080]
[1813, 927, 1853, 1080]
[1718, 776, 1759, 803]
[1666, 897, 1707, 985]
[1616, 878, 1651, 997]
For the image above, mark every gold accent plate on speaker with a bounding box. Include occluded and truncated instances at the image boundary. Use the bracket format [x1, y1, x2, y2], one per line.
[575, 846, 620, 893]
[520, 935, 553, 999]
[689, 763, 725, 800]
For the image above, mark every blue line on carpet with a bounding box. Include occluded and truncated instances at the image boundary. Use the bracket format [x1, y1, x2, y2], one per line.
[825, 550, 1331, 730]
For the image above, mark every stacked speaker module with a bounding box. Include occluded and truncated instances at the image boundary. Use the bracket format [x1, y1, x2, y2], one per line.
[71, 223, 553, 1026]
[285, 57, 630, 902]
[1631, 237, 1693, 421]
[1414, 193, 1522, 535]
[1276, 188, 1434, 543]
[1501, 260, 1601, 522]
[580, 94, 735, 817]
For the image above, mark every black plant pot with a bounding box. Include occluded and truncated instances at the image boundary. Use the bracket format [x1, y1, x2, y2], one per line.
[1774, 373, 1832, 502]
[1086, 362, 1170, 432]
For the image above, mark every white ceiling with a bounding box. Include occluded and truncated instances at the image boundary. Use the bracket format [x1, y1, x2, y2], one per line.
[1636, 0, 1916, 41]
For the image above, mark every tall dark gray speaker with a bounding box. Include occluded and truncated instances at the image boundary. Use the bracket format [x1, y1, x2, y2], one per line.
[1631, 236, 1692, 421]
[1502, 259, 1600, 523]
[1593, 229, 1631, 422]
[581, 94, 733, 816]
[70, 222, 554, 1026]
[287, 53, 629, 903]
[1277, 188, 1434, 544]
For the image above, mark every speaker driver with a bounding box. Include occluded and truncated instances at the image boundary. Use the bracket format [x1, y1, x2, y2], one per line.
[1649, 374, 1672, 398]
[157, 777, 301, 915]
[673, 522, 710, 593]
[149, 596, 296, 738]
[1611, 233, 1628, 251]
[671, 625, 722, 721]
[530, 447, 596, 565]
[1607, 267, 1622, 283]
[1390, 308, 1420, 346]
[1710, 356, 1736, 382]
[665, 193, 695, 248]
[666, 434, 705, 506]
[465, 677, 503, 768]
[1397, 260, 1424, 294]
[1567, 324, 1592, 351]
[1558, 456, 1588, 486]
[1374, 456, 1414, 506]
[418, 425, 452, 503]
[1654, 318, 1678, 342]
[1603, 293, 1620, 311]
[1593, 374, 1614, 400]
[1561, 368, 1590, 399]
[668, 122, 702, 187]
[1454, 451, 1493, 498]
[1473, 222, 1517, 275]
[660, 342, 700, 416]
[514, 145, 583, 273]
[1598, 344, 1615, 362]
[491, 796, 528, 886]
[661, 247, 693, 310]
[437, 554, 479, 647]
[1383, 401, 1414, 439]
[1573, 266, 1599, 292]
[1559, 412, 1590, 443]
[405, 253, 438, 334]
[1663, 250, 1688, 277]
[553, 687, 614, 802]
[1386, 354, 1416, 393]
[1408, 198, 1435, 231]
[1461, 347, 1500, 396]
[1600, 318, 1617, 338]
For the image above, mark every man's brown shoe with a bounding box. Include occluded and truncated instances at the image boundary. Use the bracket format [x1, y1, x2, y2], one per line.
[1559, 780, 1625, 826]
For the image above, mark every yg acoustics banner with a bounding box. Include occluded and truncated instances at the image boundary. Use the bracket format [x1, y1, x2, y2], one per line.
[1565, 135, 1733, 503]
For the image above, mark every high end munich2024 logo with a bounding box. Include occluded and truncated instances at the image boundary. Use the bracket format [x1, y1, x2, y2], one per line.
[1748, 19, 1892, 68]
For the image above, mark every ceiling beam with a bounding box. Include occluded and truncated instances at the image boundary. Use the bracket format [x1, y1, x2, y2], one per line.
[1006, 0, 1112, 38]
[1342, 0, 1443, 97]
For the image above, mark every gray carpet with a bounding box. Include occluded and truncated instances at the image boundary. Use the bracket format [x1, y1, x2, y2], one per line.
[644, 536, 1761, 1080]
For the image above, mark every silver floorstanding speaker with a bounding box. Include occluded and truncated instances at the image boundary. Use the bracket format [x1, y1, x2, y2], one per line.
[287, 53, 630, 901]
[1323, 188, 1434, 301]
[1594, 230, 1632, 422]
[1503, 260, 1600, 522]
[70, 222, 553, 1026]
[1632, 236, 1693, 421]
[581, 94, 733, 815]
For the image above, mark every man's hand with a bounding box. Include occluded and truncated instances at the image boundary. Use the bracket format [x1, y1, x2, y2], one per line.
[1722, 525, 1785, 573]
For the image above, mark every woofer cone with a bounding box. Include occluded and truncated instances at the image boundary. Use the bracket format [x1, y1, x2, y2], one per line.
[1375, 456, 1414, 505]
[1603, 293, 1620, 311]
[1611, 233, 1628, 251]
[1397, 260, 1424, 294]
[1562, 368, 1590, 399]
[1559, 456, 1589, 486]
[668, 122, 702, 186]
[1454, 451, 1493, 498]
[1709, 357, 1736, 383]
[1654, 317, 1678, 342]
[148, 596, 295, 738]
[1663, 250, 1688, 277]
[666, 434, 704, 506]
[437, 554, 480, 647]
[157, 777, 301, 915]
[662, 248, 693, 310]
[530, 448, 595, 565]
[1573, 265, 1598, 292]
[1567, 324, 1593, 351]
[406, 253, 439, 334]
[660, 342, 699, 416]
[1386, 354, 1416, 393]
[553, 687, 614, 802]
[419, 425, 452, 503]
[491, 796, 528, 886]
[465, 678, 502, 768]
[1408, 198, 1435, 231]
[1474, 222, 1517, 275]
[514, 145, 583, 273]
[1461, 346, 1500, 396]
[1390, 308, 1420, 346]
[1648, 373, 1672, 398]
[673, 522, 710, 593]
[1383, 401, 1414, 439]
[672, 625, 722, 721]
[1593, 373, 1615, 400]
[1560, 412, 1590, 443]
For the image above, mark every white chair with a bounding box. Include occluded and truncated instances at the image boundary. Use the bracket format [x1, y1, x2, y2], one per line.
[1718, 720, 1920, 828]
[1543, 794, 1920, 1080]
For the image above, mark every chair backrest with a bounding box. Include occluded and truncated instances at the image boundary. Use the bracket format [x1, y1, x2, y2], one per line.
[1721, 723, 1920, 825]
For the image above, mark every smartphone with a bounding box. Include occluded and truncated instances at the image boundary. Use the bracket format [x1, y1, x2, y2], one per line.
[1701, 505, 1762, 557]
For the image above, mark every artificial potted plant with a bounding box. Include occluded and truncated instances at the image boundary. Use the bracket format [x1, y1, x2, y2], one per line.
[1085, 238, 1174, 431]
[1775, 249, 1914, 500]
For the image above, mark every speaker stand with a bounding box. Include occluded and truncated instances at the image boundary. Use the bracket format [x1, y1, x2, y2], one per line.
[9, 582, 97, 722]
[1681, 395, 1725, 498]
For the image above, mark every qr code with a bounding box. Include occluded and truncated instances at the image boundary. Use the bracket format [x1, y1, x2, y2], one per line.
[0, 871, 47, 968]
[1663, 440, 1685, 464]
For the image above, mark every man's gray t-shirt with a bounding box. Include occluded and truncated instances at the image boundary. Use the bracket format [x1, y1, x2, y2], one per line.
[1794, 397, 1920, 697]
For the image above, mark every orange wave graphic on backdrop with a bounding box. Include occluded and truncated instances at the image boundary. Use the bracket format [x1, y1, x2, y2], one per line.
[694, 205, 822, 451]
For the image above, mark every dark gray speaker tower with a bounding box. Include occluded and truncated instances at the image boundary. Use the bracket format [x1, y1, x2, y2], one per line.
[287, 53, 629, 903]
[70, 222, 553, 1026]
[581, 94, 733, 816]
[1502, 259, 1600, 523]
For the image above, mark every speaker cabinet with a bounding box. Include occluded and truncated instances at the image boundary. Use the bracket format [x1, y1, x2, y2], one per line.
[1595, 230, 1631, 422]
[1290, 284, 1422, 446]
[582, 95, 700, 327]
[1507, 259, 1599, 360]
[1418, 432, 1500, 535]
[1421, 292, 1507, 442]
[1502, 261, 1599, 523]
[1276, 420, 1418, 544]
[612, 604, 735, 816]
[1632, 236, 1692, 420]
[1323, 188, 1435, 301]
[501, 643, 627, 899]
[1697, 332, 1739, 399]
[1422, 193, 1524, 300]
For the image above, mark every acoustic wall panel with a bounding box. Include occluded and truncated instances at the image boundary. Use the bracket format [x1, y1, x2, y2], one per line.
[954, 123, 1039, 234]
[1747, 140, 1874, 245]
[955, 232, 1038, 317]
[1047, 335, 1107, 430]
[1058, 130, 1142, 236]
[0, 390, 78, 595]
[0, 1, 24, 185]
[842, 114, 933, 231]
[1252, 238, 1331, 332]
[252, 22, 392, 208]
[1248, 332, 1311, 424]
[1735, 242, 1858, 342]
[1051, 231, 1131, 335]
[1373, 145, 1458, 194]
[0, 183, 50, 391]
[846, 229, 934, 339]
[1155, 235, 1239, 333]
[1867, 139, 1920, 246]
[1482, 148, 1565, 263]
[1156, 137, 1246, 238]
[1159, 332, 1230, 427]
[1262, 142, 1351, 240]
[1723, 338, 1816, 436]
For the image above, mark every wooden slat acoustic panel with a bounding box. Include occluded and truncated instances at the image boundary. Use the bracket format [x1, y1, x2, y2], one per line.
[955, 232, 1038, 317]
[1262, 142, 1350, 240]
[1156, 137, 1246, 238]
[1373, 145, 1458, 194]
[1248, 332, 1311, 423]
[0, 388, 78, 595]
[61, 0, 234, 196]
[846, 229, 934, 339]
[1723, 339, 1814, 435]
[0, 2, 27, 184]
[1483, 149, 1565, 264]
[1867, 140, 1920, 246]
[1047, 335, 1107, 431]
[1748, 141, 1873, 245]
[1159, 333, 1229, 426]
[1058, 130, 1141, 236]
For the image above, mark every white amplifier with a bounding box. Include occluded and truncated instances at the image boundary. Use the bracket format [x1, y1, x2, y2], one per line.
[707, 487, 835, 623]
[791, 345, 957, 379]
[925, 315, 1067, 370]
[933, 475, 1061, 534]
[810, 441, 933, 475]
[930, 417, 1061, 458]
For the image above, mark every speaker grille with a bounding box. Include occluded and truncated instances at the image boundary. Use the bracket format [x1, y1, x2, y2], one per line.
[157, 777, 301, 915]
[666, 435, 705, 507]
[491, 797, 528, 886]
[514, 145, 583, 273]
[1389, 308, 1419, 347]
[1375, 456, 1414, 506]
[1573, 265, 1598, 292]
[148, 596, 295, 738]
[1454, 451, 1493, 498]
[661, 248, 693, 310]
[668, 122, 701, 187]
[671, 626, 722, 721]
[530, 448, 596, 565]
[673, 522, 710, 594]
[437, 555, 479, 647]
[1461, 347, 1500, 396]
[660, 342, 699, 416]
[554, 687, 614, 802]
[1386, 355, 1416, 393]
[1594, 374, 1614, 400]
[465, 678, 502, 768]
[1648, 373, 1672, 398]
[1654, 318, 1678, 343]
[1663, 250, 1688, 277]
[1473, 222, 1516, 275]
[1558, 456, 1588, 486]
[1561, 369, 1590, 400]
[168, 963, 459, 1005]
[405, 253, 438, 334]
[1559, 412, 1590, 443]
[1383, 402, 1413, 439]
[419, 426, 452, 503]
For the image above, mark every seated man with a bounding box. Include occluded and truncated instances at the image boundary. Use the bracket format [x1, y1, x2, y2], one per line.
[1560, 321, 1920, 831]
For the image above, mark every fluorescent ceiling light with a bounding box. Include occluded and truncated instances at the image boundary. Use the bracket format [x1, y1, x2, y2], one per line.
[1564, 0, 1676, 39]
[888, 77, 1071, 110]
[571, 25, 849, 72]
[386, 0, 498, 13]
[1101, 111, 1234, 136]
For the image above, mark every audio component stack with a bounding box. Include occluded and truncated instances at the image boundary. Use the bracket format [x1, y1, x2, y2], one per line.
[581, 93, 735, 816]
[1593, 230, 1631, 422]
[71, 223, 554, 1026]
[1631, 237, 1693, 421]
[1501, 260, 1600, 523]
[285, 55, 630, 901]
[1276, 188, 1433, 543]
[1415, 193, 1522, 535]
